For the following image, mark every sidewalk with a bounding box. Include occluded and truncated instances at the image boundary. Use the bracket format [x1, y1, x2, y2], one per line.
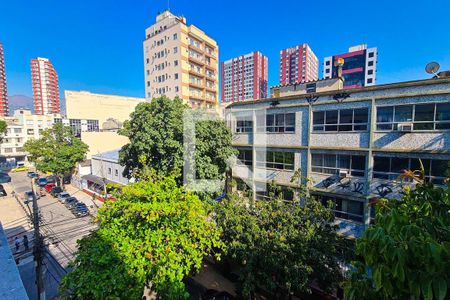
[63, 184, 103, 212]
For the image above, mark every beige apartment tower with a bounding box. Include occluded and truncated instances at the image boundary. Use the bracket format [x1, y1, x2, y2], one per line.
[143, 10, 219, 108]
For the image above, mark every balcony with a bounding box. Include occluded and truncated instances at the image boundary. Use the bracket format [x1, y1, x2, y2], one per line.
[189, 94, 205, 101]
[188, 55, 205, 66]
[189, 81, 204, 89]
[188, 68, 205, 78]
[188, 43, 204, 53]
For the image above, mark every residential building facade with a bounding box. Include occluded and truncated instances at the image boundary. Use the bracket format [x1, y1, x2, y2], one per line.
[0, 43, 8, 116]
[221, 51, 268, 103]
[226, 75, 450, 238]
[323, 44, 377, 89]
[80, 149, 129, 196]
[0, 108, 60, 162]
[30, 57, 60, 115]
[143, 10, 219, 108]
[279, 44, 318, 86]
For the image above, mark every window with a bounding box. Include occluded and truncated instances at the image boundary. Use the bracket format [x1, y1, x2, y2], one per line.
[173, 47, 178, 53]
[115, 169, 118, 176]
[108, 168, 111, 175]
[259, 112, 295, 133]
[368, 52, 375, 58]
[317, 194, 364, 222]
[256, 183, 294, 201]
[368, 70, 373, 75]
[173, 33, 177, 40]
[27, 129, 34, 135]
[311, 153, 366, 177]
[174, 60, 178, 66]
[175, 86, 179, 93]
[235, 118, 252, 133]
[237, 149, 252, 166]
[367, 78, 373, 84]
[325, 60, 330, 66]
[313, 108, 368, 132]
[368, 61, 374, 66]
[256, 151, 294, 171]
[14, 128, 22, 134]
[325, 68, 330, 73]
[373, 156, 448, 184]
[376, 103, 450, 131]
[174, 73, 179, 80]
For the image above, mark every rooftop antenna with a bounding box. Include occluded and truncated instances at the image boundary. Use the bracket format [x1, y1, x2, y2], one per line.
[425, 61, 440, 78]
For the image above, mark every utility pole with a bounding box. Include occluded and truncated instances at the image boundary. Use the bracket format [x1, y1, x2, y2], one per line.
[31, 178, 45, 300]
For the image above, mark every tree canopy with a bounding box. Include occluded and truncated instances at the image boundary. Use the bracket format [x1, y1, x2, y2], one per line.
[119, 96, 236, 183]
[61, 174, 224, 299]
[214, 190, 351, 298]
[345, 178, 450, 300]
[0, 119, 7, 136]
[24, 122, 88, 177]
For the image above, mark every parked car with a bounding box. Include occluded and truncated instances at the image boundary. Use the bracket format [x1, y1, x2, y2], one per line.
[27, 171, 36, 178]
[11, 166, 30, 173]
[46, 175, 57, 184]
[50, 186, 63, 197]
[0, 173, 11, 183]
[24, 191, 39, 204]
[37, 177, 48, 187]
[0, 184, 7, 197]
[73, 202, 89, 217]
[65, 197, 78, 210]
[58, 192, 71, 203]
[44, 183, 56, 193]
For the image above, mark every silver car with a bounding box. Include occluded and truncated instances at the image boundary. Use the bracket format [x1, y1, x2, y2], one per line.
[57, 192, 71, 203]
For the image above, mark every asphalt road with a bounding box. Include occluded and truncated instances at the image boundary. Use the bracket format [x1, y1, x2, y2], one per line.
[9, 171, 98, 300]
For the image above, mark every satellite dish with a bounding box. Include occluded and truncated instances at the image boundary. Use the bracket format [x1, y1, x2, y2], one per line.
[425, 62, 440, 77]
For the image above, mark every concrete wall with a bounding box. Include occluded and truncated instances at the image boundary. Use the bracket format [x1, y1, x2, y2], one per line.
[91, 158, 128, 185]
[81, 132, 129, 159]
[65, 91, 144, 129]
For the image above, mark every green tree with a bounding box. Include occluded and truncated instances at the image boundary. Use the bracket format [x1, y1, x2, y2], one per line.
[119, 96, 236, 183]
[24, 122, 88, 185]
[61, 174, 224, 299]
[345, 179, 450, 300]
[0, 119, 7, 135]
[215, 191, 350, 299]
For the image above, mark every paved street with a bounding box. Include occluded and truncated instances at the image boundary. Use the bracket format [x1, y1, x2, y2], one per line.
[0, 170, 99, 300]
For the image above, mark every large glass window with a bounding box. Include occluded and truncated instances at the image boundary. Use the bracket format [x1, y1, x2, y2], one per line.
[376, 103, 450, 131]
[255, 182, 294, 201]
[237, 149, 252, 166]
[311, 153, 366, 177]
[373, 156, 448, 184]
[316, 194, 364, 223]
[256, 151, 294, 171]
[235, 118, 252, 133]
[313, 108, 368, 132]
[261, 113, 295, 133]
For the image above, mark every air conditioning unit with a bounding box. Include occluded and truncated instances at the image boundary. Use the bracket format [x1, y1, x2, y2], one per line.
[338, 170, 348, 178]
[397, 122, 413, 132]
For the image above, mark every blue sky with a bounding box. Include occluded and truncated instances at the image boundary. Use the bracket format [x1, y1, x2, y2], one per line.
[1, 0, 449, 100]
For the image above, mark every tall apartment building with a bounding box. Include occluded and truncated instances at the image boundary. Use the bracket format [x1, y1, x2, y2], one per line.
[0, 43, 8, 116]
[30, 57, 60, 115]
[221, 51, 268, 103]
[279, 44, 318, 86]
[323, 44, 377, 88]
[143, 10, 219, 108]
[226, 74, 450, 238]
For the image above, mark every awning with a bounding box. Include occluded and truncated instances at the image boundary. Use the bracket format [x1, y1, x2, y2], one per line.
[81, 174, 115, 186]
